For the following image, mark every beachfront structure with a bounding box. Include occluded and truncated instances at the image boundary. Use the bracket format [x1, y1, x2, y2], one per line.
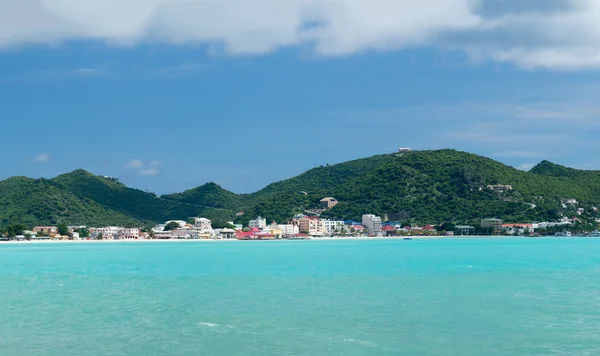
[117, 228, 140, 239]
[454, 225, 475, 236]
[362, 214, 382, 236]
[33, 226, 58, 237]
[503, 224, 533, 235]
[217, 228, 236, 239]
[249, 216, 267, 229]
[191, 217, 212, 231]
[298, 216, 324, 236]
[481, 218, 503, 235]
[321, 220, 345, 235]
[382, 225, 396, 236]
[320, 197, 339, 209]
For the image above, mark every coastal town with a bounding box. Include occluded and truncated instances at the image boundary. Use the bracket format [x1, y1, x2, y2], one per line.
[1, 206, 594, 241]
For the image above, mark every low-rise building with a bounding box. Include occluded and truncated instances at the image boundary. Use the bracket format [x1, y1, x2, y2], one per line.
[33, 226, 58, 237]
[321, 219, 345, 235]
[487, 185, 513, 193]
[454, 225, 475, 236]
[382, 225, 396, 236]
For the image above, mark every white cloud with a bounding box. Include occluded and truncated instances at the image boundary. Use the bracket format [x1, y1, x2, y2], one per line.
[125, 159, 144, 169]
[32, 152, 51, 163]
[137, 168, 160, 176]
[125, 159, 162, 176]
[2, 1, 600, 69]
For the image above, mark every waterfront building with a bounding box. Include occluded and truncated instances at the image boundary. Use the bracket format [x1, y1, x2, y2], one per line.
[503, 224, 533, 235]
[454, 225, 475, 236]
[481, 218, 503, 235]
[362, 214, 382, 236]
[298, 216, 324, 236]
[118, 228, 140, 239]
[33, 226, 58, 237]
[191, 217, 212, 231]
[249, 216, 267, 229]
[321, 220, 345, 235]
[382, 225, 396, 236]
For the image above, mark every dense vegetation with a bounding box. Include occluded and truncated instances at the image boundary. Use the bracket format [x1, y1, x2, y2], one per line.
[2, 150, 600, 229]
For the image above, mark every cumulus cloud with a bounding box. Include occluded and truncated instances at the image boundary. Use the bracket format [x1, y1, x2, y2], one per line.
[125, 159, 144, 169]
[1, 0, 600, 69]
[137, 168, 160, 176]
[125, 159, 161, 176]
[32, 152, 51, 163]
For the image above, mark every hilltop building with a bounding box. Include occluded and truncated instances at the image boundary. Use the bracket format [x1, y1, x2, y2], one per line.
[320, 197, 339, 209]
[487, 185, 512, 193]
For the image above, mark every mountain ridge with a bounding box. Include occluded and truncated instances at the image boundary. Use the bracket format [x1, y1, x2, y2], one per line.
[2, 149, 600, 228]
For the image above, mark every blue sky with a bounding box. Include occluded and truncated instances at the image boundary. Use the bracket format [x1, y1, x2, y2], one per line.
[1, 1, 600, 194]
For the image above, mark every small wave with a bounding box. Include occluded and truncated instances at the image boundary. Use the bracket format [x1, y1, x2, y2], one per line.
[343, 339, 355, 342]
[199, 322, 218, 327]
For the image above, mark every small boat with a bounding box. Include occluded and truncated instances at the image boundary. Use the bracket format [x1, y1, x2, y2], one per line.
[590, 231, 600, 237]
[403, 237, 413, 240]
[555, 231, 572, 237]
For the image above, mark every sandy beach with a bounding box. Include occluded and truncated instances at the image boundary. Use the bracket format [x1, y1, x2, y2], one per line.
[0, 235, 542, 245]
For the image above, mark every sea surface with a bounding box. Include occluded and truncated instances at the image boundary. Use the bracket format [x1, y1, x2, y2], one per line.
[1, 238, 600, 356]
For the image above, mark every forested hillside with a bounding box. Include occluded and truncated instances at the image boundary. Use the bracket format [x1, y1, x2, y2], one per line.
[2, 150, 600, 228]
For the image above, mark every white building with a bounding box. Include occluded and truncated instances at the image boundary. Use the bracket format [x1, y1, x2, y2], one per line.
[118, 228, 140, 239]
[362, 214, 382, 236]
[94, 226, 122, 238]
[249, 216, 267, 229]
[192, 217, 212, 231]
[275, 224, 299, 236]
[321, 220, 345, 235]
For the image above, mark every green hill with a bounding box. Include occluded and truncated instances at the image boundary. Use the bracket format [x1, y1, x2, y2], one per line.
[162, 182, 244, 210]
[51, 170, 199, 223]
[2, 150, 600, 229]
[0, 176, 144, 228]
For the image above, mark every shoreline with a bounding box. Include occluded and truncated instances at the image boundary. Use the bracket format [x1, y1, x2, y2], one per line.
[0, 235, 592, 245]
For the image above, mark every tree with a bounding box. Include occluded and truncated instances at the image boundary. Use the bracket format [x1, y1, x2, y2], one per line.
[96, 233, 103, 240]
[77, 227, 90, 238]
[163, 222, 180, 231]
[24, 233, 32, 241]
[6, 224, 26, 238]
[57, 222, 69, 236]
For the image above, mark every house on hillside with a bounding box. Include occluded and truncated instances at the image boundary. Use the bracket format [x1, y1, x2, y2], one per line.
[320, 197, 339, 209]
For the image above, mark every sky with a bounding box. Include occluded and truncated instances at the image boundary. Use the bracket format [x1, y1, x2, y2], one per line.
[1, 0, 600, 194]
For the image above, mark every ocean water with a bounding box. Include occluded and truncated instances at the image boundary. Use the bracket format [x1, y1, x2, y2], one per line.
[2, 239, 600, 356]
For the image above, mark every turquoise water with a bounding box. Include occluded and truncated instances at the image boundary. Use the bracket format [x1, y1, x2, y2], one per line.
[2, 239, 600, 355]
